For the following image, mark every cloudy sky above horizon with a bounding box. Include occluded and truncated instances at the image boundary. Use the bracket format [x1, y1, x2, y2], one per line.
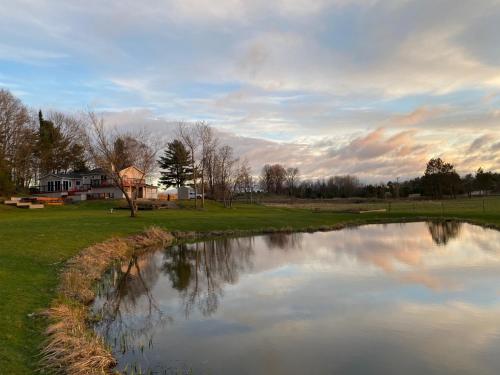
[1, 0, 500, 182]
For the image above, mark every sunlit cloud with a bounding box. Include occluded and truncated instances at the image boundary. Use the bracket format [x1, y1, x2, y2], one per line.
[1, 0, 499, 180]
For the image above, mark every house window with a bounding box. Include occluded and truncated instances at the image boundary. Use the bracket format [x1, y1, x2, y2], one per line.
[76, 181, 81, 186]
[55, 181, 61, 191]
[63, 181, 69, 191]
[47, 181, 54, 192]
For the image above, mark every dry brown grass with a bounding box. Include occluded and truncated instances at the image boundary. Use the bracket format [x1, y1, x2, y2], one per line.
[41, 226, 174, 375]
[40, 304, 116, 375]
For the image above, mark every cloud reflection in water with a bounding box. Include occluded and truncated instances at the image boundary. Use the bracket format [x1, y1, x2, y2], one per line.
[93, 222, 500, 375]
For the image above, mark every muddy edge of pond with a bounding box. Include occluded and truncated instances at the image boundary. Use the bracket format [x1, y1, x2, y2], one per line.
[40, 217, 500, 375]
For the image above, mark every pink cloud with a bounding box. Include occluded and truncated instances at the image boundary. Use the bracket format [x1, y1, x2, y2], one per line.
[391, 107, 445, 126]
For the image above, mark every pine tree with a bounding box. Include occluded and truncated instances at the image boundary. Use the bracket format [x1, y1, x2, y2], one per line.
[38, 110, 58, 174]
[38, 110, 81, 174]
[158, 140, 192, 188]
[69, 143, 89, 173]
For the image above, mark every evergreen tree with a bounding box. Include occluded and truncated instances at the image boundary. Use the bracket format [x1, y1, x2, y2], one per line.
[158, 140, 192, 188]
[0, 158, 14, 194]
[38, 110, 79, 174]
[475, 167, 494, 195]
[38, 110, 55, 174]
[69, 143, 89, 173]
[422, 157, 460, 198]
[38, 110, 65, 174]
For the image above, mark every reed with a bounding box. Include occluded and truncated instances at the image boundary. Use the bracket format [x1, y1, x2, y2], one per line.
[41, 227, 174, 374]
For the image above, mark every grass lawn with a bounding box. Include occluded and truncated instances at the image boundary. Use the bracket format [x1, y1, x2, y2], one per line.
[1, 197, 499, 373]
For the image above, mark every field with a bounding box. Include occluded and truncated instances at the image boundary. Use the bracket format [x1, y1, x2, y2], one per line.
[263, 197, 499, 214]
[1, 197, 499, 374]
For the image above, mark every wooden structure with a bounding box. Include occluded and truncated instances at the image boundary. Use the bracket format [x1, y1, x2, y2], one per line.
[3, 196, 64, 209]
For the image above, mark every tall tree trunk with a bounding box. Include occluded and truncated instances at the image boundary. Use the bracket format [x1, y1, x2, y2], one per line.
[192, 153, 197, 209]
[121, 181, 138, 218]
[201, 173, 205, 208]
[124, 193, 137, 217]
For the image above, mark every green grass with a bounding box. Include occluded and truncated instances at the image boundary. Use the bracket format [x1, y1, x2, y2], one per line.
[0, 197, 499, 374]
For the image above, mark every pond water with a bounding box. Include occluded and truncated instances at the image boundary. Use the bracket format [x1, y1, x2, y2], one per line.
[92, 222, 500, 375]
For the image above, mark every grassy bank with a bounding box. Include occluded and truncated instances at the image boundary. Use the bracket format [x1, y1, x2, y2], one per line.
[1, 198, 499, 373]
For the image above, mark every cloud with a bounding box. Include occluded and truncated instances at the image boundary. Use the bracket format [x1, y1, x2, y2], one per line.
[318, 128, 431, 179]
[96, 107, 500, 181]
[2, 0, 500, 180]
[491, 142, 500, 152]
[391, 107, 445, 126]
[0, 43, 68, 64]
[468, 134, 496, 152]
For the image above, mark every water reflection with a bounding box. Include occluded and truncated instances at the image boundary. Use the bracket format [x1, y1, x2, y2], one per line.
[94, 254, 171, 355]
[163, 238, 255, 317]
[264, 232, 303, 250]
[427, 221, 462, 245]
[93, 222, 500, 375]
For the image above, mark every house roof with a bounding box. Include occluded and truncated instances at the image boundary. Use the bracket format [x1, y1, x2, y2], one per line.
[119, 165, 144, 174]
[81, 168, 106, 175]
[39, 172, 83, 179]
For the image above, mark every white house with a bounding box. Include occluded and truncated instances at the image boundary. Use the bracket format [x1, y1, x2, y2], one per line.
[37, 166, 158, 201]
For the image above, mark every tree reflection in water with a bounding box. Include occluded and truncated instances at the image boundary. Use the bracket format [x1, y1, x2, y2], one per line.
[94, 253, 171, 356]
[264, 232, 303, 250]
[92, 223, 482, 373]
[96, 225, 457, 340]
[427, 221, 462, 246]
[163, 236, 255, 317]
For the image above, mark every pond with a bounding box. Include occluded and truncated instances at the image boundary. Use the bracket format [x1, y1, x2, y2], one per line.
[92, 222, 500, 375]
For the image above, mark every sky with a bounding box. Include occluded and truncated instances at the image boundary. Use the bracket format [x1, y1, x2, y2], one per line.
[1, 0, 500, 182]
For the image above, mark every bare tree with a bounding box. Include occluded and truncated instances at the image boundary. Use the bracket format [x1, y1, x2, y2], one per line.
[214, 145, 238, 207]
[260, 164, 286, 194]
[47, 110, 86, 147]
[285, 167, 299, 196]
[86, 112, 161, 217]
[260, 164, 273, 193]
[205, 144, 217, 198]
[0, 89, 38, 193]
[196, 122, 217, 208]
[333, 175, 360, 198]
[235, 159, 253, 202]
[178, 123, 200, 208]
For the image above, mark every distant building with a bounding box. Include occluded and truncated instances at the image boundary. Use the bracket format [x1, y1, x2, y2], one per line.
[178, 186, 195, 200]
[37, 166, 158, 201]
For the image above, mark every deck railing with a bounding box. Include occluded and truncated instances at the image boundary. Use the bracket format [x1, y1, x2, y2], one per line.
[34, 179, 148, 194]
